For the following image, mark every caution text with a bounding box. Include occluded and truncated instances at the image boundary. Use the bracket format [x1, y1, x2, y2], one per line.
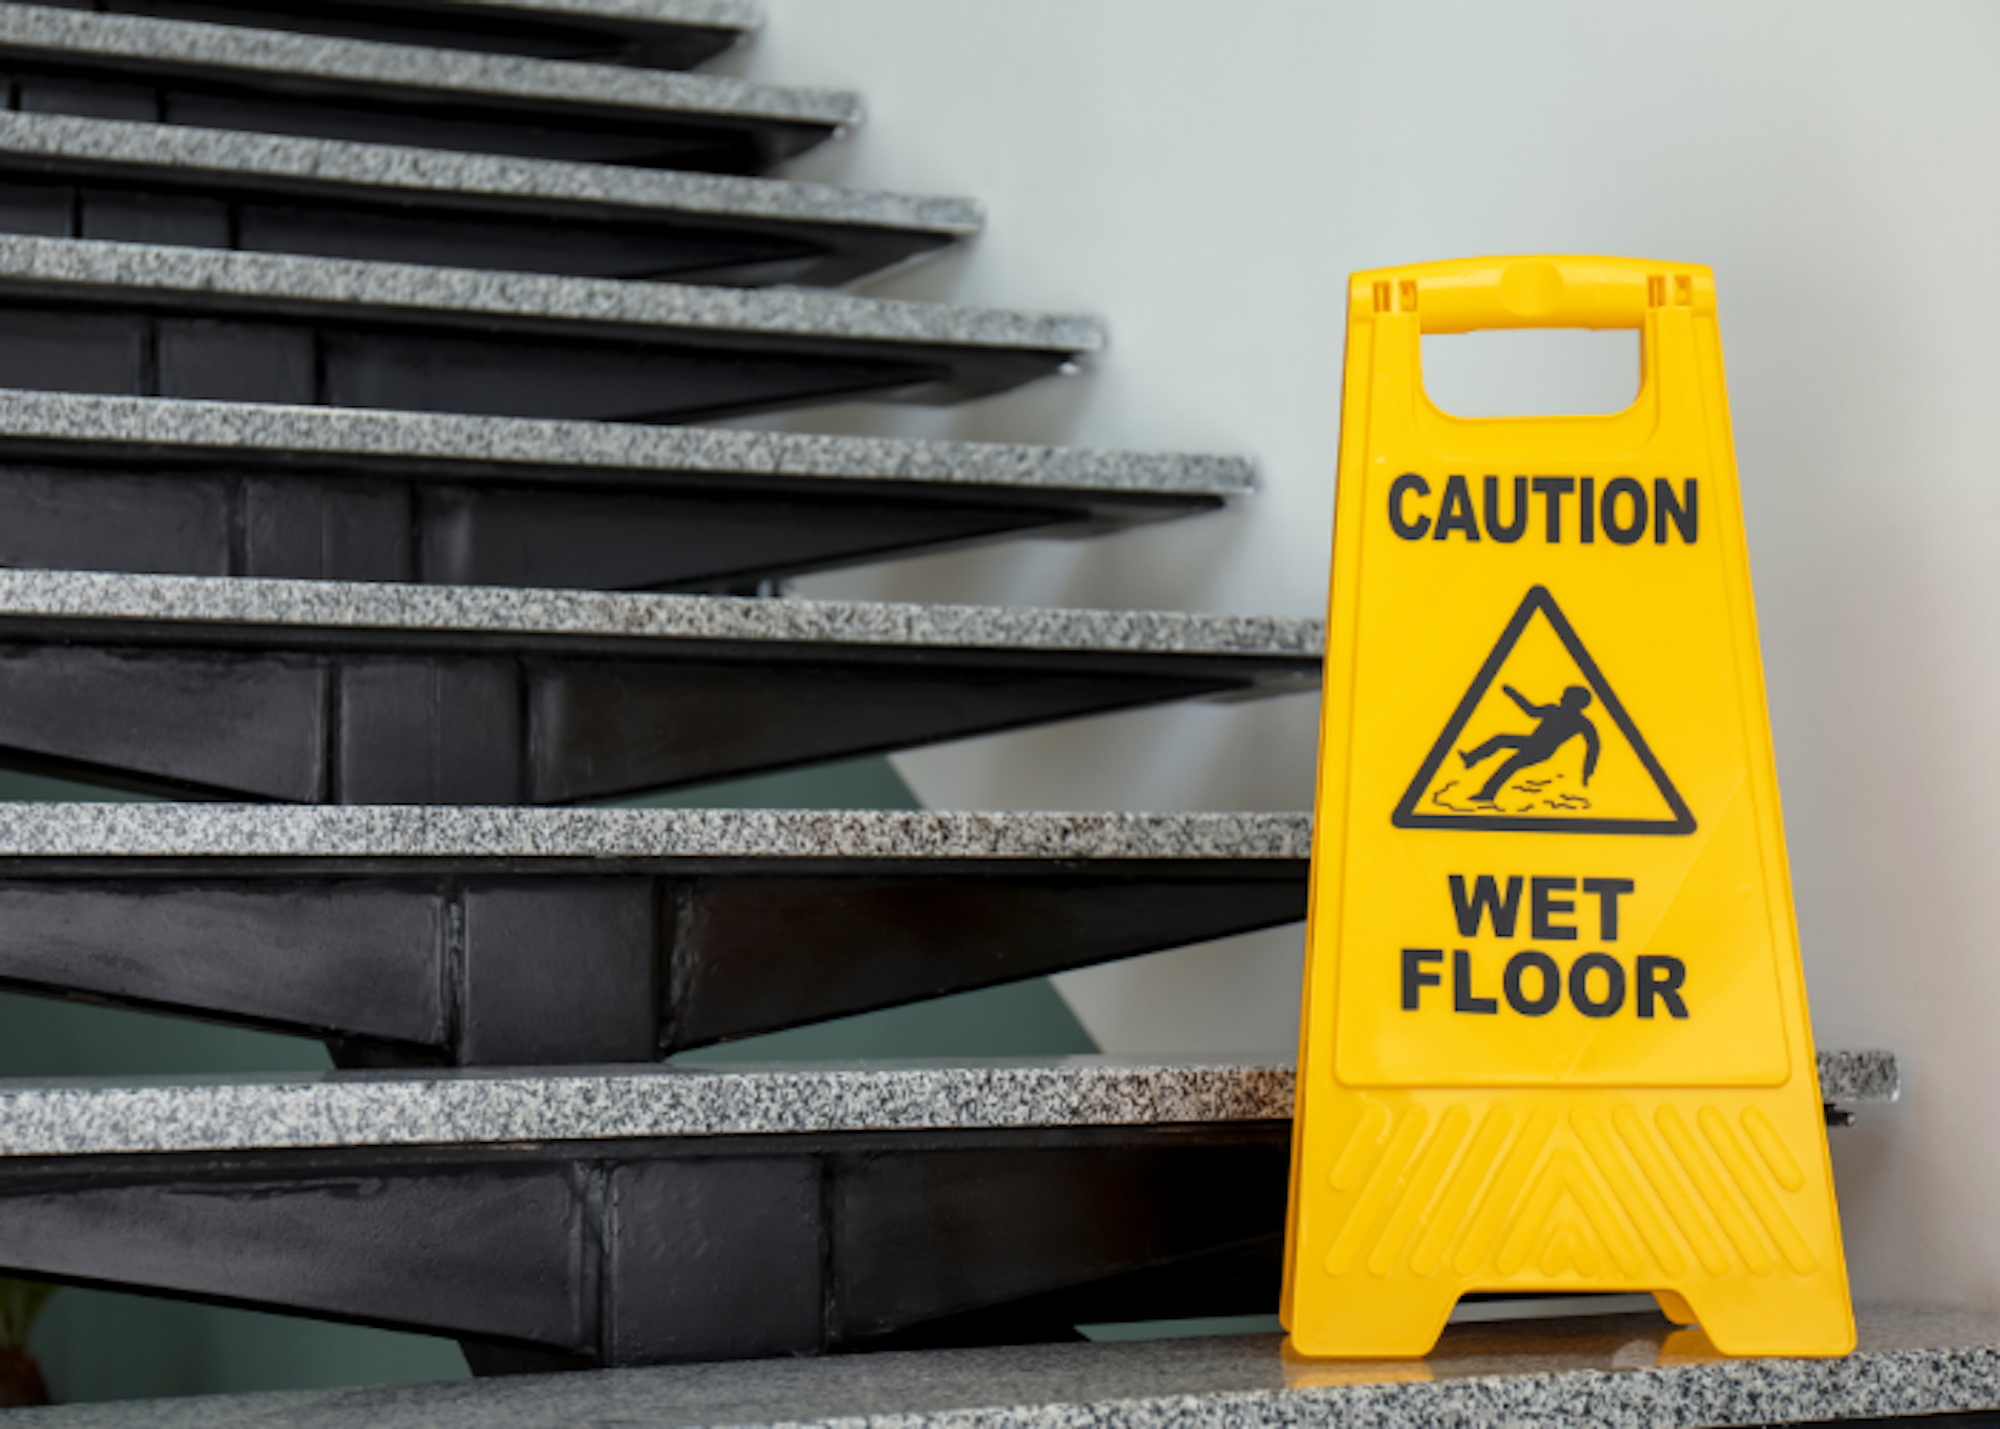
[1388, 474, 1698, 545]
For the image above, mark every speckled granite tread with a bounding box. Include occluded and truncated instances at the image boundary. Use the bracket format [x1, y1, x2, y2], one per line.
[16, 1306, 1988, 1429]
[0, 1053, 1894, 1157]
[0, 805, 1311, 861]
[0, 390, 1250, 497]
[0, 1059, 1293, 1154]
[0, 235, 1098, 353]
[1820, 1048, 1899, 1105]
[394, 0, 760, 31]
[0, 570, 1322, 659]
[0, 4, 852, 127]
[0, 112, 978, 235]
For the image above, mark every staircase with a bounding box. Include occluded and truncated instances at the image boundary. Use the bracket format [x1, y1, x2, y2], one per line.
[0, 0, 1905, 1409]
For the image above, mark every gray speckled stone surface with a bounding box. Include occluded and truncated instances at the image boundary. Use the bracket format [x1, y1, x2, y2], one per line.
[17, 1306, 1987, 1428]
[0, 111, 979, 234]
[0, 3, 852, 126]
[0, 1053, 1904, 1158]
[424, 0, 760, 32]
[0, 1053, 1897, 1158]
[0, 1058, 1297, 1155]
[1823, 1047, 1898, 1104]
[0, 390, 1251, 497]
[0, 570, 1323, 659]
[0, 234, 1101, 352]
[0, 804, 1311, 861]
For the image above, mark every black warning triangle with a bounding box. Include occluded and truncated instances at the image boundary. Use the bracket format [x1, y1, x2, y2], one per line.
[1392, 586, 1695, 836]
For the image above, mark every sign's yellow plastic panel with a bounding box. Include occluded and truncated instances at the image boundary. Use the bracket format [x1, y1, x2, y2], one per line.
[1282, 257, 1853, 1359]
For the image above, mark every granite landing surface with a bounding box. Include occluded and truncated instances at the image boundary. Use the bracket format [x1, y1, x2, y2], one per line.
[0, 1053, 1896, 1158]
[19, 1305, 1993, 1428]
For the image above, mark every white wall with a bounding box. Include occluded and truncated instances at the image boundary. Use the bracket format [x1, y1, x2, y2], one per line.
[723, 1, 2000, 1308]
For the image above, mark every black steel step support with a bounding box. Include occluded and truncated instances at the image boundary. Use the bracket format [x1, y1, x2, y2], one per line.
[0, 641, 1271, 803]
[0, 857, 1308, 1064]
[0, 460, 1220, 593]
[0, 1123, 1294, 1367]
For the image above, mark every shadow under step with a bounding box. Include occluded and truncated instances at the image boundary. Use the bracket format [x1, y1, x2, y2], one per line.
[0, 805, 1310, 1064]
[23, 1305, 1987, 1429]
[0, 111, 979, 285]
[0, 391, 1247, 590]
[0, 1054, 1892, 1369]
[52, 0, 762, 72]
[0, 4, 851, 171]
[0, 235, 1097, 420]
[0, 570, 1322, 802]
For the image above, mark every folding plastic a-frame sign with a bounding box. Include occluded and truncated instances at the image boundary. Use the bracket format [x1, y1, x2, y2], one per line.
[1283, 256, 1853, 1358]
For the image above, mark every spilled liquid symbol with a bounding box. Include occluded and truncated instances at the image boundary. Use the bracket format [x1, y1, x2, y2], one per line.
[1427, 774, 1593, 816]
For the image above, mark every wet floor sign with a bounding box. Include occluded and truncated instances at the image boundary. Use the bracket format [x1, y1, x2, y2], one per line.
[1283, 257, 1852, 1358]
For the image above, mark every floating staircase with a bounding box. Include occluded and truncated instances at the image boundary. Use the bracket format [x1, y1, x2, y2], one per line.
[0, 0, 1909, 1406]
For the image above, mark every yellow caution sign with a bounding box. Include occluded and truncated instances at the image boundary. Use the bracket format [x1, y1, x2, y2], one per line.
[1283, 256, 1853, 1358]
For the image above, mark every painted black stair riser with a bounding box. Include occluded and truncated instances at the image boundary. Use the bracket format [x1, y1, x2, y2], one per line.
[0, 862, 1307, 1062]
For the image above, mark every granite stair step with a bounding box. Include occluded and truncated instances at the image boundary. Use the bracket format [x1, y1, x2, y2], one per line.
[0, 391, 1245, 591]
[0, 235, 1097, 421]
[0, 570, 1320, 803]
[0, 805, 1310, 1065]
[0, 1054, 1893, 1370]
[0, 110, 971, 285]
[0, 112, 978, 285]
[58, 0, 761, 72]
[0, 3, 853, 171]
[26, 1305, 1988, 1429]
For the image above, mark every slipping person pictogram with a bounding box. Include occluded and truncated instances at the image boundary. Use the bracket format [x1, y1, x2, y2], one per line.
[1459, 684, 1599, 803]
[1393, 586, 1694, 835]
